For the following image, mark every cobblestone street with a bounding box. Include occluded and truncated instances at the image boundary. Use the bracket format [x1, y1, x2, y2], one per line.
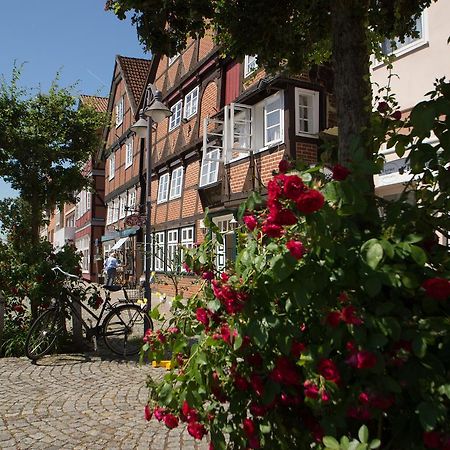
[0, 353, 208, 450]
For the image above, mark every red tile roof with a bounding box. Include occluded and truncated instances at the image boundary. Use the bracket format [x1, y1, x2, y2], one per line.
[117, 56, 151, 114]
[79, 95, 108, 112]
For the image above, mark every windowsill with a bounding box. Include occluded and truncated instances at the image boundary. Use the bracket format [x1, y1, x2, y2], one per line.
[168, 194, 182, 201]
[225, 141, 284, 165]
[168, 124, 181, 133]
[157, 199, 168, 205]
[115, 121, 123, 128]
[125, 163, 132, 170]
[244, 69, 258, 78]
[183, 112, 197, 121]
[372, 40, 429, 70]
[296, 132, 319, 139]
[109, 176, 115, 181]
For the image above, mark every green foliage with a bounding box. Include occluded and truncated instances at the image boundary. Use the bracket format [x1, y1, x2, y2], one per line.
[141, 81, 450, 449]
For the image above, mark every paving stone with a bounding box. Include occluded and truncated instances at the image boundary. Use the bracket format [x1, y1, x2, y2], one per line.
[0, 351, 208, 449]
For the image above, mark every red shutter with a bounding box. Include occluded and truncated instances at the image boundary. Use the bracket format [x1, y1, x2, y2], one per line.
[224, 62, 241, 105]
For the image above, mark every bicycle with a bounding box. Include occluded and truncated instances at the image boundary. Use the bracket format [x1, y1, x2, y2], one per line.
[25, 266, 153, 361]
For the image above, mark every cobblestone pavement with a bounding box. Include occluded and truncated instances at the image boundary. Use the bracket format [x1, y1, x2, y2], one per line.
[0, 352, 208, 450]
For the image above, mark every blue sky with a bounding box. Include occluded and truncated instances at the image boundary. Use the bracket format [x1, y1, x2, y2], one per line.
[0, 0, 147, 200]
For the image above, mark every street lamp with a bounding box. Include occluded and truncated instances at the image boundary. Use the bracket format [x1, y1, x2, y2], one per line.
[131, 84, 171, 313]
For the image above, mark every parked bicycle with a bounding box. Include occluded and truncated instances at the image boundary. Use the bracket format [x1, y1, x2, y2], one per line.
[25, 266, 153, 361]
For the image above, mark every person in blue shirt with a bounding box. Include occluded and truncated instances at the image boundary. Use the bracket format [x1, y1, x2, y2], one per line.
[104, 252, 119, 286]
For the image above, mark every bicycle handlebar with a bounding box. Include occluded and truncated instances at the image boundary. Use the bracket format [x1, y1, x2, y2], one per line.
[51, 266, 80, 280]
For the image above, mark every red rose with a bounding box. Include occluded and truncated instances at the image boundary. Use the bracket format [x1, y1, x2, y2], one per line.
[391, 110, 402, 120]
[250, 374, 265, 396]
[291, 341, 306, 358]
[163, 413, 179, 429]
[356, 351, 377, 369]
[196, 308, 210, 327]
[234, 374, 249, 391]
[332, 164, 351, 181]
[358, 392, 370, 404]
[338, 292, 349, 302]
[269, 208, 298, 226]
[317, 358, 340, 384]
[181, 401, 198, 423]
[278, 159, 291, 173]
[154, 407, 166, 421]
[304, 380, 319, 399]
[423, 431, 442, 449]
[250, 404, 267, 417]
[13, 305, 25, 314]
[267, 175, 286, 202]
[243, 215, 258, 231]
[270, 356, 301, 386]
[187, 422, 207, 440]
[377, 101, 389, 113]
[261, 222, 283, 238]
[202, 271, 214, 280]
[341, 305, 363, 325]
[243, 418, 256, 437]
[326, 311, 342, 327]
[296, 189, 325, 214]
[321, 390, 330, 402]
[286, 240, 305, 260]
[248, 436, 261, 449]
[220, 272, 229, 282]
[283, 175, 305, 201]
[144, 404, 152, 421]
[422, 277, 450, 301]
[371, 394, 395, 411]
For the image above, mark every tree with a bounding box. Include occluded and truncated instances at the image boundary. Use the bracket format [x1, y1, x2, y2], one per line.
[106, 0, 434, 163]
[0, 66, 107, 246]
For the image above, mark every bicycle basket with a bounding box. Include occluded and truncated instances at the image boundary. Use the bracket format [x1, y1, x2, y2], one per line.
[124, 288, 144, 303]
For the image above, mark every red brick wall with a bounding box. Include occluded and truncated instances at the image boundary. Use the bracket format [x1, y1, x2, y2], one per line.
[296, 141, 318, 165]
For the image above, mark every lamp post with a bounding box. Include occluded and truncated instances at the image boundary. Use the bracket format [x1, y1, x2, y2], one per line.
[131, 84, 171, 313]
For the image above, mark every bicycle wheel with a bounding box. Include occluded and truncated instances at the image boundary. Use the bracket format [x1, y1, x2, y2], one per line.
[25, 308, 61, 360]
[102, 304, 153, 357]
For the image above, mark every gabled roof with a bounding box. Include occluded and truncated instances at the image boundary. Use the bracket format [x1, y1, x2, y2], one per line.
[79, 95, 108, 112]
[116, 55, 151, 115]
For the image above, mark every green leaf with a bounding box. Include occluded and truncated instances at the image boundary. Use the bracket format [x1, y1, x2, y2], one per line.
[358, 425, 369, 444]
[438, 384, 450, 399]
[233, 333, 243, 350]
[259, 422, 271, 434]
[417, 401, 438, 430]
[410, 245, 427, 266]
[364, 275, 382, 297]
[369, 439, 381, 449]
[323, 436, 340, 449]
[412, 335, 427, 358]
[364, 240, 384, 269]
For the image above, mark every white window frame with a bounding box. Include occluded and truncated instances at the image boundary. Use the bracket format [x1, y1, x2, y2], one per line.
[154, 231, 165, 272]
[180, 226, 195, 272]
[295, 88, 320, 137]
[200, 148, 220, 187]
[264, 92, 284, 147]
[127, 190, 136, 216]
[109, 152, 115, 180]
[157, 173, 169, 204]
[169, 167, 184, 200]
[76, 235, 90, 273]
[106, 202, 112, 225]
[119, 195, 126, 219]
[378, 12, 428, 62]
[244, 55, 258, 78]
[169, 100, 182, 131]
[112, 198, 119, 223]
[125, 138, 133, 169]
[166, 229, 179, 272]
[184, 86, 199, 119]
[115, 96, 124, 127]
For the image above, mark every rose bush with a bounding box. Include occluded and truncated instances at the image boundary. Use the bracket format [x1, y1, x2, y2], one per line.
[142, 82, 450, 449]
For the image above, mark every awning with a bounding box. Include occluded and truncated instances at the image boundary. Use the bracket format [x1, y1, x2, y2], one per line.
[110, 237, 129, 250]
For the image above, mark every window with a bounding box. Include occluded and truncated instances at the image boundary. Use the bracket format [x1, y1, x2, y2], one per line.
[244, 55, 258, 78]
[168, 53, 180, 66]
[106, 202, 113, 225]
[167, 229, 179, 272]
[112, 198, 119, 223]
[295, 88, 320, 136]
[381, 14, 426, 57]
[115, 96, 124, 127]
[169, 100, 182, 131]
[154, 232, 165, 272]
[109, 152, 115, 180]
[65, 214, 75, 228]
[213, 215, 236, 271]
[119, 195, 126, 219]
[169, 167, 184, 200]
[184, 86, 199, 119]
[157, 173, 169, 203]
[76, 236, 90, 273]
[76, 190, 91, 219]
[180, 226, 195, 271]
[127, 190, 136, 215]
[125, 138, 133, 168]
[200, 149, 220, 187]
[264, 93, 284, 146]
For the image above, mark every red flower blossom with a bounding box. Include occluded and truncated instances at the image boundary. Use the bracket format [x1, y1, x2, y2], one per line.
[422, 277, 450, 301]
[269, 208, 298, 226]
[243, 418, 256, 436]
[278, 159, 291, 173]
[332, 164, 351, 181]
[163, 413, 179, 429]
[187, 422, 207, 440]
[261, 222, 284, 238]
[296, 189, 325, 214]
[377, 101, 389, 113]
[243, 215, 258, 231]
[270, 356, 301, 386]
[181, 401, 198, 423]
[286, 240, 305, 260]
[338, 292, 349, 302]
[391, 110, 402, 121]
[347, 351, 377, 369]
[202, 271, 214, 280]
[234, 374, 249, 391]
[347, 405, 372, 421]
[317, 358, 341, 384]
[220, 272, 229, 282]
[250, 404, 267, 417]
[196, 308, 210, 327]
[250, 374, 265, 397]
[326, 311, 342, 327]
[144, 404, 152, 421]
[154, 407, 166, 421]
[283, 175, 305, 201]
[13, 305, 25, 313]
[248, 436, 261, 449]
[291, 341, 306, 358]
[304, 380, 320, 399]
[321, 390, 330, 402]
[423, 431, 442, 449]
[341, 305, 363, 325]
